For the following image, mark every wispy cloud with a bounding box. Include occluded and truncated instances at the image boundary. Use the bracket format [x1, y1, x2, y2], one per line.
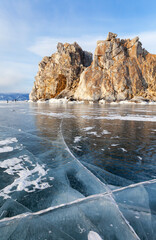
[120, 31, 156, 54]
[0, 0, 156, 93]
[0, 62, 36, 93]
[139, 31, 156, 53]
[27, 36, 104, 56]
[28, 31, 156, 58]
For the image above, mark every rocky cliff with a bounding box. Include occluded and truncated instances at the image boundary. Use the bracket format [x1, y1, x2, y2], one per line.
[74, 32, 156, 101]
[29, 42, 92, 101]
[30, 33, 156, 102]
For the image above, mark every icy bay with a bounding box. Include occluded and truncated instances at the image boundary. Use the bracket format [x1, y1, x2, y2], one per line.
[0, 102, 156, 240]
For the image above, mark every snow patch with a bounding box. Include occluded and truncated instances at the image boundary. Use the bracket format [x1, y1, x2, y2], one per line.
[102, 130, 111, 135]
[83, 114, 156, 122]
[99, 99, 106, 104]
[49, 98, 68, 104]
[120, 148, 127, 152]
[74, 136, 82, 143]
[0, 138, 18, 146]
[87, 132, 100, 137]
[0, 146, 14, 153]
[0, 155, 53, 197]
[83, 127, 94, 131]
[88, 231, 103, 240]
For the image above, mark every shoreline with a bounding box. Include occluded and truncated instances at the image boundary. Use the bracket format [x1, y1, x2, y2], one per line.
[30, 98, 156, 105]
[1, 99, 156, 105]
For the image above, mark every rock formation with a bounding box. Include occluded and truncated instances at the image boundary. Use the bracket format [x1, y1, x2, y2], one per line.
[29, 42, 92, 101]
[74, 33, 156, 101]
[30, 33, 156, 102]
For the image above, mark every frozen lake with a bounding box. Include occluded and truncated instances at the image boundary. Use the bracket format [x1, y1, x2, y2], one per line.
[0, 101, 156, 239]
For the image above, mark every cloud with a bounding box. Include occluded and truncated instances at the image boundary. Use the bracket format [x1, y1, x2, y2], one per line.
[0, 61, 37, 93]
[120, 31, 156, 54]
[27, 35, 106, 57]
[28, 31, 156, 58]
[138, 31, 156, 53]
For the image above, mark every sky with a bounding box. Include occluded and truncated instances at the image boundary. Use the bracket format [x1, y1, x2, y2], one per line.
[0, 0, 156, 93]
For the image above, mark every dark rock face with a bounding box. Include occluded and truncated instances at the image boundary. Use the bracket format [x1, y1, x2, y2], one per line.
[29, 42, 92, 101]
[30, 33, 156, 102]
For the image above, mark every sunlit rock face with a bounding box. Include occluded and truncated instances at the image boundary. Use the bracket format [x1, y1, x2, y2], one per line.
[29, 42, 93, 101]
[74, 32, 156, 101]
[30, 32, 156, 102]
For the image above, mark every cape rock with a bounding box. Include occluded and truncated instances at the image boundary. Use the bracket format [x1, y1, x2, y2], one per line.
[30, 33, 156, 102]
[29, 42, 92, 101]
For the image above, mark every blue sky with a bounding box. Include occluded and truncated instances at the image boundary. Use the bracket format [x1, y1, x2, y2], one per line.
[0, 0, 156, 93]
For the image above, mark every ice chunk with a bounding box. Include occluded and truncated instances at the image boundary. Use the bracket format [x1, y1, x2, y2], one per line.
[88, 231, 103, 240]
[74, 136, 82, 143]
[0, 146, 13, 153]
[83, 127, 95, 131]
[102, 130, 111, 134]
[0, 138, 18, 146]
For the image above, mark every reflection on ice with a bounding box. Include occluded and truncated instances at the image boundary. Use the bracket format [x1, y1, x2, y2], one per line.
[0, 102, 156, 239]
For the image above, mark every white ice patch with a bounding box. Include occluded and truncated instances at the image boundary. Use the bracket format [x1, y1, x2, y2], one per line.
[119, 100, 136, 105]
[0, 157, 21, 169]
[82, 114, 156, 122]
[0, 155, 53, 198]
[99, 99, 106, 104]
[111, 144, 119, 147]
[88, 231, 103, 240]
[74, 136, 82, 143]
[110, 102, 118, 105]
[121, 148, 127, 152]
[112, 136, 120, 139]
[49, 98, 68, 104]
[37, 100, 46, 103]
[149, 101, 156, 105]
[0, 138, 18, 146]
[0, 146, 14, 153]
[96, 114, 156, 122]
[102, 130, 111, 135]
[83, 127, 94, 131]
[87, 132, 100, 137]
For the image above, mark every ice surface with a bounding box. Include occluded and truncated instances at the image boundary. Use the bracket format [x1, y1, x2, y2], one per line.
[0, 102, 156, 239]
[82, 114, 156, 122]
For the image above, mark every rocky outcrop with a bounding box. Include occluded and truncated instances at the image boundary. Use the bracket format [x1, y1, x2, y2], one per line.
[30, 33, 156, 102]
[29, 42, 92, 101]
[74, 32, 156, 101]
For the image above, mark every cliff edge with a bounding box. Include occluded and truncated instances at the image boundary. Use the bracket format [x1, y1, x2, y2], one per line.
[30, 33, 156, 102]
[29, 42, 92, 101]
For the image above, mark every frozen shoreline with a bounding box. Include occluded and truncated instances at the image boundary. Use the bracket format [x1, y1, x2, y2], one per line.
[27, 98, 156, 105]
[1, 98, 156, 106]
